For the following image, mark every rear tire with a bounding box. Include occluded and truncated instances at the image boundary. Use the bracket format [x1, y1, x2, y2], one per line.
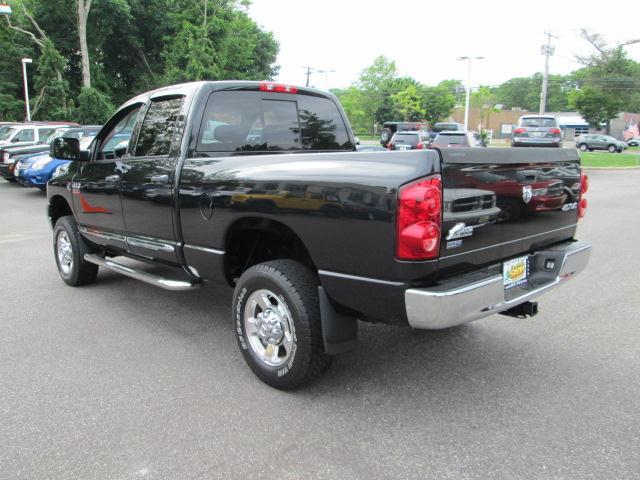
[578, 143, 588, 152]
[232, 260, 332, 390]
[608, 144, 616, 153]
[53, 216, 99, 286]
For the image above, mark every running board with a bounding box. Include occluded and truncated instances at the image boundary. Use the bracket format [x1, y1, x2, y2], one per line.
[83, 254, 201, 291]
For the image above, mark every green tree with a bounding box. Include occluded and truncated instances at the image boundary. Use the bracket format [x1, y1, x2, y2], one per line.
[75, 87, 114, 124]
[390, 84, 424, 121]
[571, 30, 640, 129]
[568, 86, 622, 128]
[32, 39, 70, 120]
[421, 85, 456, 125]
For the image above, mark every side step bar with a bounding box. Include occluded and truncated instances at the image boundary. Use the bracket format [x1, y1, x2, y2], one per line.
[84, 254, 201, 291]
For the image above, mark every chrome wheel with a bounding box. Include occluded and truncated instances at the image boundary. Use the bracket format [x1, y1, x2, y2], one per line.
[243, 289, 294, 367]
[56, 231, 73, 275]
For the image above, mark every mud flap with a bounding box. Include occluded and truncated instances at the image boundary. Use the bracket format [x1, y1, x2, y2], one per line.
[318, 286, 357, 355]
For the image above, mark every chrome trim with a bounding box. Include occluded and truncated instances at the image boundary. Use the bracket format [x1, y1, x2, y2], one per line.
[405, 241, 591, 329]
[79, 226, 127, 244]
[84, 254, 200, 291]
[127, 235, 176, 253]
[440, 224, 577, 259]
[184, 244, 225, 255]
[318, 270, 406, 286]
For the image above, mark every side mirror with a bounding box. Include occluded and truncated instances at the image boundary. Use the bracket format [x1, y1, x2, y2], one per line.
[51, 137, 81, 161]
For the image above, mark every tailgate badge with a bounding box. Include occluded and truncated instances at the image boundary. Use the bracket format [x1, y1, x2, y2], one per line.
[446, 222, 474, 240]
[522, 185, 533, 203]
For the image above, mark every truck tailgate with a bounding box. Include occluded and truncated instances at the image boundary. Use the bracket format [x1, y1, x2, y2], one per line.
[438, 148, 582, 276]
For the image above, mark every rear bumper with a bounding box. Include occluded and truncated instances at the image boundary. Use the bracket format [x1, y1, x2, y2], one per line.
[405, 240, 591, 329]
[512, 137, 562, 147]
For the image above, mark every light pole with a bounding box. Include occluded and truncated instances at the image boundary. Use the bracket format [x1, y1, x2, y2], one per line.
[21, 58, 32, 122]
[457, 56, 484, 131]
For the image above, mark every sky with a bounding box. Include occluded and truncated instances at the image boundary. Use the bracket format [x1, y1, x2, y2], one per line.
[248, 0, 640, 91]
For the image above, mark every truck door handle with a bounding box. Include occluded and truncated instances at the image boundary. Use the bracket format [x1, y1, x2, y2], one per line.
[150, 174, 170, 185]
[105, 175, 121, 183]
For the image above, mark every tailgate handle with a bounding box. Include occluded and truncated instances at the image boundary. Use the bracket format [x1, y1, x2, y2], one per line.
[150, 174, 170, 185]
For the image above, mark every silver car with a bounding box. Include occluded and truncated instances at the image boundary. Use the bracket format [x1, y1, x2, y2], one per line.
[511, 115, 563, 148]
[575, 134, 627, 153]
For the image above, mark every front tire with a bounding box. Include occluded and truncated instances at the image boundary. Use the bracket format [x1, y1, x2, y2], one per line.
[53, 216, 99, 286]
[608, 144, 616, 153]
[232, 260, 332, 389]
[578, 143, 588, 152]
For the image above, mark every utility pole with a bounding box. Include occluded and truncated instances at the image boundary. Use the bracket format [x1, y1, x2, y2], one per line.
[539, 31, 558, 115]
[302, 66, 315, 87]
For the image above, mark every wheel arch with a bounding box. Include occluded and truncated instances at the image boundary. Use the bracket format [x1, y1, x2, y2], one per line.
[48, 194, 73, 228]
[223, 216, 317, 285]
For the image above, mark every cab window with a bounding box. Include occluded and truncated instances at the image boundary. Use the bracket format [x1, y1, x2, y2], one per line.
[96, 105, 143, 160]
[134, 97, 184, 157]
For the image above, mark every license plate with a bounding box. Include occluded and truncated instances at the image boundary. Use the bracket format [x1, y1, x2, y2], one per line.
[503, 255, 528, 289]
[397, 145, 411, 150]
[531, 132, 543, 137]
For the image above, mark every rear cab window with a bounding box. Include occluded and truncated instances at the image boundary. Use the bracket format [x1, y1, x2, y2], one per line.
[197, 89, 353, 153]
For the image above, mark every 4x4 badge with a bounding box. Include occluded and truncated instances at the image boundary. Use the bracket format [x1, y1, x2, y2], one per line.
[522, 185, 533, 203]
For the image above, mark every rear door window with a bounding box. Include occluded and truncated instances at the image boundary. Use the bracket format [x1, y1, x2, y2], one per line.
[37, 127, 54, 141]
[134, 97, 184, 157]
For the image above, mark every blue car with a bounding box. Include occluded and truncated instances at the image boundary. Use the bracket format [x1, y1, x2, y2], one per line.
[18, 129, 125, 190]
[15, 152, 71, 190]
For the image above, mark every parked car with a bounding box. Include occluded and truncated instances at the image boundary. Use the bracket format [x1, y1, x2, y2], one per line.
[47, 81, 590, 389]
[388, 131, 431, 150]
[626, 137, 640, 147]
[575, 134, 627, 153]
[15, 134, 99, 190]
[429, 122, 465, 139]
[1, 126, 100, 182]
[379, 121, 427, 146]
[429, 131, 485, 148]
[511, 115, 563, 148]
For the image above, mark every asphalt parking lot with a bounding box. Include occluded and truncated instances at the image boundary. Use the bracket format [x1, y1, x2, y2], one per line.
[1, 170, 639, 480]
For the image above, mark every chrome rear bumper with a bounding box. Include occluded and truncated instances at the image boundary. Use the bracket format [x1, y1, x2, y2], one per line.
[405, 240, 591, 329]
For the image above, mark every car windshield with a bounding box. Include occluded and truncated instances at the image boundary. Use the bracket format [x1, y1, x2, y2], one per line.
[43, 128, 69, 144]
[434, 123, 460, 132]
[394, 133, 419, 144]
[0, 127, 17, 141]
[520, 118, 558, 127]
[435, 133, 467, 144]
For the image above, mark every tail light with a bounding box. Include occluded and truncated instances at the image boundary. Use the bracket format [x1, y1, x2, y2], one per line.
[259, 82, 298, 94]
[396, 175, 442, 260]
[549, 128, 562, 134]
[416, 143, 424, 150]
[387, 143, 394, 150]
[513, 127, 526, 134]
[578, 172, 589, 219]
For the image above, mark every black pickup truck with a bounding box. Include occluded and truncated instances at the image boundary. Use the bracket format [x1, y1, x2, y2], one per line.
[47, 81, 591, 389]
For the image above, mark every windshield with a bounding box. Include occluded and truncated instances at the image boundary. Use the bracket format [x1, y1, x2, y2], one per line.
[520, 117, 558, 128]
[0, 127, 17, 141]
[44, 128, 69, 144]
[435, 133, 467, 144]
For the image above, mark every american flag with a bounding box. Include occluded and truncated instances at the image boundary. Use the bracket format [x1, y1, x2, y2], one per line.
[623, 121, 639, 141]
